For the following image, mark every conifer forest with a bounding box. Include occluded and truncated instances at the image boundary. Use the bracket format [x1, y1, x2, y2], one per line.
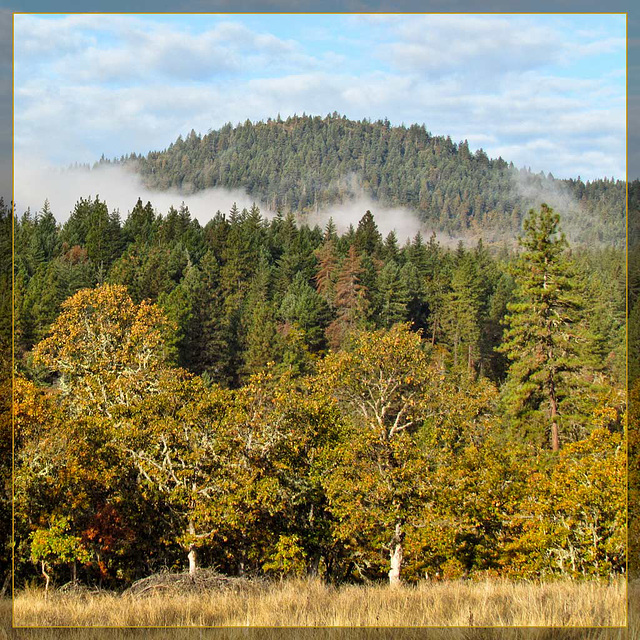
[1, 115, 631, 597]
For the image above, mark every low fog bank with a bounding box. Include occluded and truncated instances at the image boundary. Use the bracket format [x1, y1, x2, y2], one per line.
[15, 161, 452, 245]
[302, 196, 443, 244]
[510, 171, 624, 247]
[14, 160, 257, 226]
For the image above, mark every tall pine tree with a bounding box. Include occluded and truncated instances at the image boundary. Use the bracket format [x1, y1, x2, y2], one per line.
[498, 205, 590, 451]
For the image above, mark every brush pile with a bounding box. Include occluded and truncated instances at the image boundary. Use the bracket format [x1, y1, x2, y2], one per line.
[123, 569, 266, 597]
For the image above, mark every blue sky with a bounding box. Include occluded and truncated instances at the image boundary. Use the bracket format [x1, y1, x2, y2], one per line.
[14, 13, 626, 182]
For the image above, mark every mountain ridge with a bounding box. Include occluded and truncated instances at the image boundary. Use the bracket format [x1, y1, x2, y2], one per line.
[99, 113, 624, 246]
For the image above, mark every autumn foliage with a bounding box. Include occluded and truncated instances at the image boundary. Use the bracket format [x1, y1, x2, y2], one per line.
[11, 204, 626, 591]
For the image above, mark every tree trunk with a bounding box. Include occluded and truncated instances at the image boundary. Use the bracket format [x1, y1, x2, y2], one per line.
[308, 554, 321, 577]
[388, 522, 404, 588]
[41, 561, 50, 596]
[237, 535, 246, 577]
[549, 375, 560, 452]
[188, 519, 198, 576]
[0, 571, 10, 599]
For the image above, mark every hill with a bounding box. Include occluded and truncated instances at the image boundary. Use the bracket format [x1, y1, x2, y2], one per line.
[105, 114, 624, 246]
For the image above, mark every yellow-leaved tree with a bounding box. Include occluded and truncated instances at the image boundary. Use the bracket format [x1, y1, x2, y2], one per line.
[33, 284, 176, 417]
[319, 324, 433, 587]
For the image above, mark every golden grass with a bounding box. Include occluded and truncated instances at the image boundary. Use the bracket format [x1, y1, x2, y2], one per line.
[7, 576, 626, 630]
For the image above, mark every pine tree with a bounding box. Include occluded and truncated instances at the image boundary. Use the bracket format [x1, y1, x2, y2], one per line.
[326, 245, 369, 348]
[31, 200, 60, 265]
[123, 199, 156, 246]
[440, 263, 480, 370]
[354, 210, 382, 257]
[314, 238, 339, 304]
[498, 205, 591, 451]
[376, 261, 409, 328]
[279, 272, 331, 352]
[242, 251, 280, 377]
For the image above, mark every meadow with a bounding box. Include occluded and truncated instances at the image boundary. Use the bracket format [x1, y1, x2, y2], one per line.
[7, 577, 626, 630]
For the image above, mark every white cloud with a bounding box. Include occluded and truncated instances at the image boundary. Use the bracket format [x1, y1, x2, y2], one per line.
[370, 14, 624, 80]
[13, 14, 626, 182]
[17, 15, 318, 86]
[375, 15, 564, 77]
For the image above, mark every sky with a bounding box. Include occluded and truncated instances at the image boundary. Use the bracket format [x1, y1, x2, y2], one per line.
[13, 13, 626, 209]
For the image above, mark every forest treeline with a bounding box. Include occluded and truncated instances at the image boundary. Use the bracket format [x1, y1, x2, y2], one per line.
[6, 193, 626, 590]
[92, 114, 625, 247]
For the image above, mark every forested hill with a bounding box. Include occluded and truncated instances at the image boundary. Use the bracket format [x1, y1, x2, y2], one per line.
[105, 114, 624, 246]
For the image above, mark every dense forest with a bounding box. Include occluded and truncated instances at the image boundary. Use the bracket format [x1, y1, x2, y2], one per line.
[7, 187, 627, 590]
[94, 114, 626, 247]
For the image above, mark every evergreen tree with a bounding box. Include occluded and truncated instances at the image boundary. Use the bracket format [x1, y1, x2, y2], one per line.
[314, 238, 339, 304]
[440, 263, 480, 370]
[354, 210, 382, 257]
[498, 205, 591, 451]
[279, 272, 331, 353]
[31, 200, 60, 265]
[123, 199, 156, 246]
[242, 251, 280, 377]
[376, 261, 409, 328]
[326, 245, 369, 348]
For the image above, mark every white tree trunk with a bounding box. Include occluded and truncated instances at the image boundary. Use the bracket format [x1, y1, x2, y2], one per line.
[188, 519, 198, 576]
[41, 561, 50, 596]
[388, 522, 403, 588]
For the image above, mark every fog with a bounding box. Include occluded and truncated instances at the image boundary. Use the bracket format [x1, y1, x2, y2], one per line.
[14, 160, 257, 226]
[508, 170, 612, 247]
[511, 170, 582, 221]
[14, 160, 445, 244]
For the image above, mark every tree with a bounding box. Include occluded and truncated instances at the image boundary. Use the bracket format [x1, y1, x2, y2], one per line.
[14, 376, 150, 588]
[498, 205, 591, 451]
[279, 272, 331, 353]
[314, 238, 339, 303]
[242, 253, 281, 377]
[122, 375, 232, 575]
[30, 200, 60, 265]
[123, 198, 156, 246]
[319, 325, 433, 586]
[354, 210, 382, 257]
[326, 245, 369, 348]
[440, 263, 480, 370]
[375, 260, 409, 328]
[503, 429, 625, 578]
[30, 516, 91, 593]
[33, 284, 176, 416]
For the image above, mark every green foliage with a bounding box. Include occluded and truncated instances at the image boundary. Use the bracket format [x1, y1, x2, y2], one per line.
[503, 429, 625, 578]
[262, 534, 308, 578]
[12, 194, 625, 589]
[30, 515, 91, 571]
[498, 205, 597, 450]
[116, 115, 624, 246]
[279, 272, 331, 353]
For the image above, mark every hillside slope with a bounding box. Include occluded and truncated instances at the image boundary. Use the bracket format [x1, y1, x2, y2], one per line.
[107, 114, 624, 246]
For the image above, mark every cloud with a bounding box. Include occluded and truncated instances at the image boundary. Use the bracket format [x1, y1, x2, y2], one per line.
[13, 14, 626, 182]
[368, 14, 624, 80]
[376, 15, 565, 78]
[17, 15, 317, 85]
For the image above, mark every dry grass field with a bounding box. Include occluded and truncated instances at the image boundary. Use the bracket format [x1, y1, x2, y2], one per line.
[5, 576, 626, 632]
